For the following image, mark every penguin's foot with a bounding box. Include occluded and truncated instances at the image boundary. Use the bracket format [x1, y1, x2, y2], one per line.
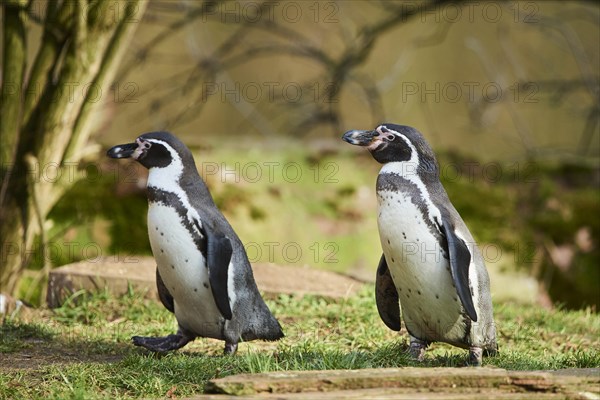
[132, 332, 193, 353]
[468, 346, 483, 366]
[409, 337, 428, 361]
[223, 342, 238, 355]
[483, 345, 499, 357]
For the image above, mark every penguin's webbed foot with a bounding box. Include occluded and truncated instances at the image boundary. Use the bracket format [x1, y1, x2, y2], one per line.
[223, 342, 238, 355]
[408, 336, 428, 361]
[468, 346, 483, 366]
[132, 332, 193, 353]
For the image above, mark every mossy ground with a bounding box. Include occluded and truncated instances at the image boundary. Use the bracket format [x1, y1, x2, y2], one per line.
[1, 288, 599, 399]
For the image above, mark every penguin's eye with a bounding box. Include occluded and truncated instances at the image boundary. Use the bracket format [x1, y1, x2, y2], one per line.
[376, 126, 392, 138]
[136, 137, 152, 149]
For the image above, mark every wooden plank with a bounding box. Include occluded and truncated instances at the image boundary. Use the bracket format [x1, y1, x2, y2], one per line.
[205, 367, 599, 399]
[46, 258, 364, 307]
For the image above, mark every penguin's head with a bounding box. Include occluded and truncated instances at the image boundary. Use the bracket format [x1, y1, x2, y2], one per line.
[342, 124, 438, 171]
[107, 131, 194, 170]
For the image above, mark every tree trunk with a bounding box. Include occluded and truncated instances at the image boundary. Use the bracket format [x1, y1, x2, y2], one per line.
[0, 0, 148, 295]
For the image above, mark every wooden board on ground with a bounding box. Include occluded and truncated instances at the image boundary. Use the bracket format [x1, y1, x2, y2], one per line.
[46, 257, 364, 307]
[202, 367, 600, 400]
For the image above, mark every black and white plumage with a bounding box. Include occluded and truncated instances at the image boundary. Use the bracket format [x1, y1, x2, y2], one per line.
[107, 132, 283, 354]
[342, 123, 497, 365]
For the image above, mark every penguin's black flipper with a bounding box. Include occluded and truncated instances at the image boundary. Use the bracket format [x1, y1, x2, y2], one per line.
[375, 254, 401, 331]
[156, 268, 175, 313]
[206, 231, 233, 320]
[440, 221, 478, 322]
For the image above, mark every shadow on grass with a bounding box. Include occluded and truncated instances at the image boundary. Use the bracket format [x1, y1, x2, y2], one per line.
[0, 321, 54, 353]
[0, 320, 132, 370]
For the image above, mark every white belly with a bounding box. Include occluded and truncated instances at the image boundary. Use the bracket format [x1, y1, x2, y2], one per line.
[148, 204, 223, 338]
[377, 190, 466, 344]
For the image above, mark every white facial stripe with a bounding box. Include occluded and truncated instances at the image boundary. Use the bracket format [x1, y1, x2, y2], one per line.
[145, 138, 168, 147]
[145, 138, 203, 231]
[367, 137, 384, 151]
[379, 126, 442, 230]
[132, 143, 144, 159]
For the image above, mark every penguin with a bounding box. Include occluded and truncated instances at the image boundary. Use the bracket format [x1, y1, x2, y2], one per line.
[342, 123, 497, 365]
[107, 132, 283, 354]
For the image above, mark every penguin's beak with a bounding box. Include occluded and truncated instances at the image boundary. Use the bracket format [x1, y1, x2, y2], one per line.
[342, 130, 377, 146]
[106, 142, 137, 159]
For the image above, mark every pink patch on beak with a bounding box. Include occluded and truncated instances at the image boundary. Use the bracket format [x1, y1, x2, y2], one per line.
[132, 138, 149, 160]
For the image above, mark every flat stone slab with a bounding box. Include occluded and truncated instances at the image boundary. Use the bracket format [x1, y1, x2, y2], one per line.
[202, 367, 600, 400]
[252, 263, 363, 299]
[46, 257, 363, 307]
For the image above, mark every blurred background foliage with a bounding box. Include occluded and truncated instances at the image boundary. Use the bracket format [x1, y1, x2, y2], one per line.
[1, 0, 598, 310]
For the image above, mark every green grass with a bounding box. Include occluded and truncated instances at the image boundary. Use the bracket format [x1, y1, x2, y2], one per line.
[1, 288, 598, 399]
